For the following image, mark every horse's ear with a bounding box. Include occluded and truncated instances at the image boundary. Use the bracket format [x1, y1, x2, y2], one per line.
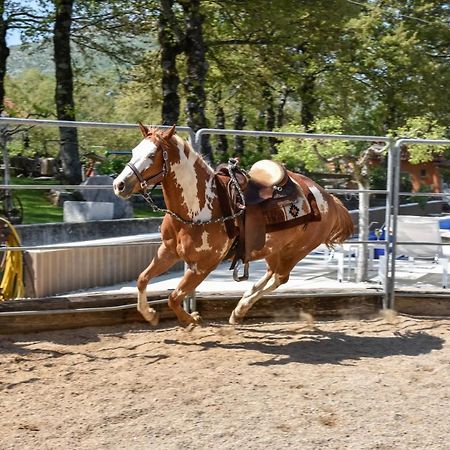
[138, 122, 149, 137]
[163, 124, 176, 140]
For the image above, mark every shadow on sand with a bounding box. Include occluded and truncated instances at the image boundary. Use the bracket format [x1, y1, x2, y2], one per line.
[164, 329, 445, 366]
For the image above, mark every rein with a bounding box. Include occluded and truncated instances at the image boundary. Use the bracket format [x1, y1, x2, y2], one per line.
[138, 158, 246, 226]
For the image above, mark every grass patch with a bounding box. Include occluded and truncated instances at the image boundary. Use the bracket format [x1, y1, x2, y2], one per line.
[11, 177, 63, 224]
[4, 178, 164, 224]
[133, 206, 164, 219]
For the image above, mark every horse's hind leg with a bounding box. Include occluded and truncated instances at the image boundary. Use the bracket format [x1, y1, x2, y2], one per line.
[137, 244, 179, 325]
[229, 250, 306, 324]
[229, 269, 283, 325]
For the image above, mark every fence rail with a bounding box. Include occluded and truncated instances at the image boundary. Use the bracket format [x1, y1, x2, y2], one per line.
[1, 117, 450, 310]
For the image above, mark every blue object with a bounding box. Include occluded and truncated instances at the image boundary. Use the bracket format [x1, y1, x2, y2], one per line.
[369, 228, 386, 259]
[439, 217, 450, 230]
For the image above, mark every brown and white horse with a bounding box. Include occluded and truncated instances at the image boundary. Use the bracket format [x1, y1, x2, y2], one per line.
[113, 124, 354, 326]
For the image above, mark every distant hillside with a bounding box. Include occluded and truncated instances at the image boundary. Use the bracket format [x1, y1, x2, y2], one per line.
[8, 43, 55, 75]
[6, 39, 153, 76]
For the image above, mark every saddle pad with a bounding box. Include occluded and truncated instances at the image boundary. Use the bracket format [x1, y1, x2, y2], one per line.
[263, 177, 322, 233]
[263, 187, 311, 225]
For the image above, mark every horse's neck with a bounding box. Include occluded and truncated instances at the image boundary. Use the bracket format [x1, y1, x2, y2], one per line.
[162, 136, 218, 222]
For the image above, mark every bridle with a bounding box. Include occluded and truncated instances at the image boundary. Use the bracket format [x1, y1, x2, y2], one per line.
[126, 146, 169, 191]
[127, 140, 245, 226]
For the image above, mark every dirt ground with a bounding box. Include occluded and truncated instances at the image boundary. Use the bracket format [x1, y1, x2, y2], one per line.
[1, 313, 450, 450]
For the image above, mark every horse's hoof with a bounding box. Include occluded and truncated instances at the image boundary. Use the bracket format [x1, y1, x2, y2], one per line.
[139, 307, 159, 326]
[190, 311, 202, 324]
[179, 312, 202, 330]
[149, 312, 160, 327]
[229, 310, 242, 325]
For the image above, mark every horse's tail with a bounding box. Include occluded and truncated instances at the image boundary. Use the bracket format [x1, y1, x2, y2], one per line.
[324, 195, 355, 247]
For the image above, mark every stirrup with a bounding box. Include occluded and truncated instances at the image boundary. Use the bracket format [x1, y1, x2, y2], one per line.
[233, 260, 249, 282]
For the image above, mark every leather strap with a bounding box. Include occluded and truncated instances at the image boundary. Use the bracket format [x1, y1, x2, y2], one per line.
[127, 149, 168, 190]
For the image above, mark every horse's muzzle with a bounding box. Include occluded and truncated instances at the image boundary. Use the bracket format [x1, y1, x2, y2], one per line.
[113, 178, 132, 199]
[115, 180, 125, 193]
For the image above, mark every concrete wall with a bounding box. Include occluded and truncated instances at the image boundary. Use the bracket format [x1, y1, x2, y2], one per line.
[16, 218, 163, 246]
[24, 235, 168, 298]
[15, 218, 178, 298]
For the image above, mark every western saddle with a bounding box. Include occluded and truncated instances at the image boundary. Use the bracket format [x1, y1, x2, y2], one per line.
[215, 159, 321, 281]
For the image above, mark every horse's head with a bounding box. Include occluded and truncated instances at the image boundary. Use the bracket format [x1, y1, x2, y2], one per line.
[113, 123, 176, 199]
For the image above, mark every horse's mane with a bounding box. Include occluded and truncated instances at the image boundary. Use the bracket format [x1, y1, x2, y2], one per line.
[168, 131, 215, 174]
[147, 127, 169, 145]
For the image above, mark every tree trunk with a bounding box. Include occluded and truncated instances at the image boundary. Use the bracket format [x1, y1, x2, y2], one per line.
[233, 107, 245, 156]
[299, 74, 317, 130]
[0, 0, 9, 114]
[276, 86, 288, 128]
[159, 0, 182, 125]
[262, 84, 277, 153]
[53, 0, 81, 184]
[265, 98, 277, 154]
[179, 0, 212, 160]
[213, 91, 227, 155]
[256, 110, 265, 154]
[356, 179, 370, 282]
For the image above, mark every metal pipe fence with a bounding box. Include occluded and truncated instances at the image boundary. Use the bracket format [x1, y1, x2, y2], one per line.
[196, 127, 395, 308]
[389, 138, 450, 310]
[0, 117, 449, 311]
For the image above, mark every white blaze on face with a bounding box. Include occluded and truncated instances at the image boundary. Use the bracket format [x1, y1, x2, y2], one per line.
[309, 185, 329, 214]
[171, 136, 215, 221]
[116, 138, 157, 183]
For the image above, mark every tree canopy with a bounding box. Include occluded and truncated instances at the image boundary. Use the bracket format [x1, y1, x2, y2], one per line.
[1, 0, 449, 171]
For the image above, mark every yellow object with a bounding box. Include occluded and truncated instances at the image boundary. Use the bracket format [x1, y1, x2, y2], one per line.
[0, 217, 24, 300]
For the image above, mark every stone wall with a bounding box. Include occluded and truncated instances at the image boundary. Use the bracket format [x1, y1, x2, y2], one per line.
[16, 218, 163, 246]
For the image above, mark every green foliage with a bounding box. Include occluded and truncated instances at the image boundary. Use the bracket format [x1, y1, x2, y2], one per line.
[3, 0, 449, 178]
[274, 117, 351, 172]
[96, 156, 130, 176]
[369, 166, 388, 191]
[395, 116, 448, 164]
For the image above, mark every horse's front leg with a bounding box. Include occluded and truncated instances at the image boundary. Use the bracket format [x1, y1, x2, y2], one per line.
[168, 267, 211, 327]
[137, 244, 179, 325]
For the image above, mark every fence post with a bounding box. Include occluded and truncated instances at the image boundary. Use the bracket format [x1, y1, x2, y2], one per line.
[383, 138, 395, 309]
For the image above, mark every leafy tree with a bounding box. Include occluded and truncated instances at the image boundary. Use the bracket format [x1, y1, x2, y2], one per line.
[53, 0, 81, 184]
[0, 0, 9, 114]
[0, 0, 44, 114]
[158, 0, 182, 125]
[396, 116, 448, 164]
[319, 1, 450, 134]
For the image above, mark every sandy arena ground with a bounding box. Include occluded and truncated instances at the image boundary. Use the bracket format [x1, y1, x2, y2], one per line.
[1, 314, 450, 450]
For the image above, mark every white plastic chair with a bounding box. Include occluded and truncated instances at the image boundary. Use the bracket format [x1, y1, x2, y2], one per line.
[379, 215, 449, 288]
[334, 243, 358, 282]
